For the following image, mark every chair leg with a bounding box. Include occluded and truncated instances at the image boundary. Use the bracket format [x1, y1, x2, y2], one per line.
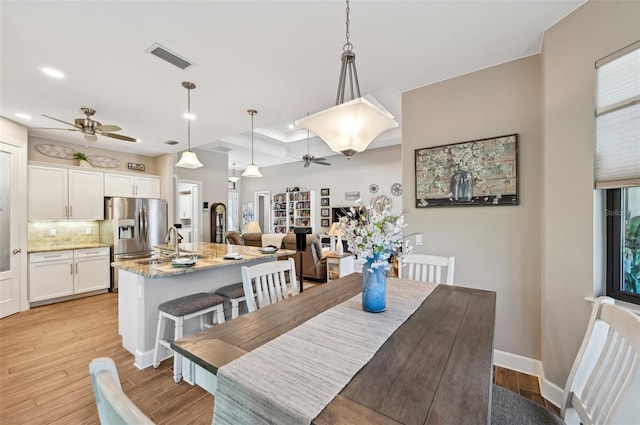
[173, 317, 183, 383]
[231, 299, 239, 319]
[153, 313, 164, 368]
[216, 305, 226, 325]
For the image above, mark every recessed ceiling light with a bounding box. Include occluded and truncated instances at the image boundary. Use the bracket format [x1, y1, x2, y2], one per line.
[184, 113, 196, 120]
[288, 124, 295, 129]
[41, 67, 64, 79]
[15, 113, 32, 120]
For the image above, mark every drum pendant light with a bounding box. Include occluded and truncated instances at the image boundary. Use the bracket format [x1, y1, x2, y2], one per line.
[242, 109, 262, 178]
[175, 81, 203, 169]
[295, 0, 397, 159]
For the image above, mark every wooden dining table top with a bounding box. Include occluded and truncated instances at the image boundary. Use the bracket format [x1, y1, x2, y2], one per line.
[172, 273, 497, 425]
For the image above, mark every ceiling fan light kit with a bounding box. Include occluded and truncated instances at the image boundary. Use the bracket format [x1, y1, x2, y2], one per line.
[242, 109, 263, 178]
[295, 0, 397, 159]
[175, 81, 203, 169]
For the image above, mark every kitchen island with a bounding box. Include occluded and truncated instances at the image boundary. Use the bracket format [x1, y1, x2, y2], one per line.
[113, 242, 294, 369]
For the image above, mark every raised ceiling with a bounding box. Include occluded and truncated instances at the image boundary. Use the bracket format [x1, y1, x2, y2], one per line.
[1, 1, 584, 169]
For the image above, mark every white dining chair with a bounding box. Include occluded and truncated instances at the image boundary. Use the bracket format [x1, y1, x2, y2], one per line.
[89, 357, 155, 425]
[398, 254, 455, 285]
[241, 258, 298, 312]
[492, 296, 640, 425]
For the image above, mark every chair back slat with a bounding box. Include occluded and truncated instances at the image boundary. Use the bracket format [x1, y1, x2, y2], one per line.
[561, 298, 640, 425]
[399, 254, 455, 285]
[241, 259, 298, 312]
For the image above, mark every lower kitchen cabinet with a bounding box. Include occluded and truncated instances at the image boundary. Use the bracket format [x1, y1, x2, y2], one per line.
[29, 247, 110, 303]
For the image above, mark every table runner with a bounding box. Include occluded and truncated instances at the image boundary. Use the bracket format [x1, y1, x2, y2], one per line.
[213, 278, 437, 425]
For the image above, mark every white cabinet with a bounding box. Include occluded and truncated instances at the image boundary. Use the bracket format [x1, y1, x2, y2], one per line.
[326, 253, 355, 282]
[29, 247, 110, 303]
[28, 165, 104, 220]
[74, 248, 111, 293]
[104, 173, 160, 198]
[29, 251, 74, 301]
[179, 193, 192, 219]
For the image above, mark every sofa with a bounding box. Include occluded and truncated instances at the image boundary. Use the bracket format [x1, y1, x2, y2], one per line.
[283, 234, 327, 282]
[225, 231, 243, 245]
[242, 232, 263, 247]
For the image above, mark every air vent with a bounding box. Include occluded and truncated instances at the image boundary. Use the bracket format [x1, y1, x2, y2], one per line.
[146, 43, 194, 70]
[165, 140, 179, 145]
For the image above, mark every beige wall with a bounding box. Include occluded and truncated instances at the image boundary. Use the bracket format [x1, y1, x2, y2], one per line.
[403, 55, 543, 360]
[541, 0, 640, 386]
[28, 136, 159, 174]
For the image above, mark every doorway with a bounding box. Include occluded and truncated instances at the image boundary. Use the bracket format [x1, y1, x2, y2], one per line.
[175, 179, 202, 243]
[254, 191, 271, 233]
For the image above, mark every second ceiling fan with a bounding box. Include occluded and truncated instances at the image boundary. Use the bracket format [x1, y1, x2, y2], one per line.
[300, 128, 330, 168]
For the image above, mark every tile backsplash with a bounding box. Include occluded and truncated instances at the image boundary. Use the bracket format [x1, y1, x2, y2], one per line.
[28, 221, 100, 249]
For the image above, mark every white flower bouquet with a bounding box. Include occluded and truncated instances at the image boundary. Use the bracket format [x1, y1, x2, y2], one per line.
[338, 201, 410, 270]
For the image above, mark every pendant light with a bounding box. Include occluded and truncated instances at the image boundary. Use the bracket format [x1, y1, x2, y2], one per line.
[228, 163, 240, 183]
[295, 0, 397, 159]
[175, 81, 203, 169]
[242, 109, 262, 178]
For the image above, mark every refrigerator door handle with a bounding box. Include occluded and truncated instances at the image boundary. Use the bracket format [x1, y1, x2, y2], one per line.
[143, 207, 149, 243]
[138, 208, 143, 243]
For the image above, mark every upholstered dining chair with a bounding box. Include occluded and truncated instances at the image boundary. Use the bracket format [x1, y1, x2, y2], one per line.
[398, 254, 455, 285]
[492, 296, 640, 425]
[89, 357, 154, 425]
[241, 258, 298, 312]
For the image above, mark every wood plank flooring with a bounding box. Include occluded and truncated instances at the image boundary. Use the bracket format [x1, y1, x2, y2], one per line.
[1, 292, 559, 424]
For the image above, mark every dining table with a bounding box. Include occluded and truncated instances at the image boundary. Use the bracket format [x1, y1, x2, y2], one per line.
[171, 273, 496, 425]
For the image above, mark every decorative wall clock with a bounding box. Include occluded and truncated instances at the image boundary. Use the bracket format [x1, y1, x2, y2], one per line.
[369, 184, 379, 194]
[391, 183, 402, 196]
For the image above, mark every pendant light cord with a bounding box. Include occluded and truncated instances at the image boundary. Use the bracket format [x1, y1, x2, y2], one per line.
[251, 111, 254, 163]
[187, 87, 191, 152]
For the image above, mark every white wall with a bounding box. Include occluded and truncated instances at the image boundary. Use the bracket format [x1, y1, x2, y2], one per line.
[240, 145, 402, 233]
[403, 54, 543, 360]
[541, 0, 640, 386]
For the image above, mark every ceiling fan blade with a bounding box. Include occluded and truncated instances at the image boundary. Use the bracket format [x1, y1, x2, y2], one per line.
[96, 124, 121, 132]
[32, 127, 80, 132]
[314, 157, 327, 162]
[101, 132, 137, 142]
[84, 134, 98, 143]
[42, 114, 78, 128]
[314, 161, 331, 166]
[304, 161, 310, 168]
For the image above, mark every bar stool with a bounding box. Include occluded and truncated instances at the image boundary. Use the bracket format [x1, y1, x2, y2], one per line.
[215, 282, 252, 319]
[153, 292, 226, 383]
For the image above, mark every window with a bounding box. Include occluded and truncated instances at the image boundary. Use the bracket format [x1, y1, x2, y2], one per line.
[606, 188, 640, 304]
[597, 42, 640, 305]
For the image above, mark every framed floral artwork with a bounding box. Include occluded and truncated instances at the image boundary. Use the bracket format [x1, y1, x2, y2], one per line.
[321, 208, 330, 217]
[321, 219, 330, 227]
[415, 134, 518, 207]
[321, 197, 330, 206]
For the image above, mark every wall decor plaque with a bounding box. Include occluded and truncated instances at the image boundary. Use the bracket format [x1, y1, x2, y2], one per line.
[415, 134, 518, 207]
[345, 191, 360, 201]
[35, 144, 75, 159]
[87, 155, 121, 168]
[128, 162, 145, 171]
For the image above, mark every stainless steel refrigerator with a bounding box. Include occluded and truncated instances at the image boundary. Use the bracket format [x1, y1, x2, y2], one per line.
[100, 197, 168, 291]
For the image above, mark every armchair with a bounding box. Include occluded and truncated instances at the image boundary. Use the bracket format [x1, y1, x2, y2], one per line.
[283, 234, 327, 281]
[242, 232, 262, 247]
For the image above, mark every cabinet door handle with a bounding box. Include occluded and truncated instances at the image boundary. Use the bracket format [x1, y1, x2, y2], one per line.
[75, 263, 78, 274]
[71, 263, 73, 275]
[64, 206, 68, 218]
[69, 205, 73, 218]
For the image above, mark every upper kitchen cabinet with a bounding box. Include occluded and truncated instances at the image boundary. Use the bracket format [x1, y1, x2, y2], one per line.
[104, 173, 160, 199]
[28, 164, 104, 220]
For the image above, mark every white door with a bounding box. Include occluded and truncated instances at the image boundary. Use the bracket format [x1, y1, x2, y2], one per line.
[191, 184, 200, 243]
[1, 143, 22, 317]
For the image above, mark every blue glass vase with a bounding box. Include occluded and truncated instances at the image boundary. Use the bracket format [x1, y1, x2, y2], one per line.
[362, 261, 387, 313]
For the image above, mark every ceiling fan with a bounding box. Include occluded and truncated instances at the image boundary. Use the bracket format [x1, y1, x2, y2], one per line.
[39, 107, 137, 143]
[300, 128, 330, 168]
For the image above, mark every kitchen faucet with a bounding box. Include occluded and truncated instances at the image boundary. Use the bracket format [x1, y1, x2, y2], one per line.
[166, 226, 181, 257]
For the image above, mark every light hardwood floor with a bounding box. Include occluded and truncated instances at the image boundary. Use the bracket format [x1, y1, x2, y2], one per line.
[0, 292, 558, 424]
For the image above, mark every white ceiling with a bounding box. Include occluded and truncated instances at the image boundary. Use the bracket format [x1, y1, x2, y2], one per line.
[1, 0, 584, 170]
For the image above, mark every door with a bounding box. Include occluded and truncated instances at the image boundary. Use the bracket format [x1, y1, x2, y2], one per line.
[0, 143, 21, 317]
[191, 184, 201, 243]
[75, 254, 110, 293]
[254, 191, 271, 233]
[144, 199, 168, 251]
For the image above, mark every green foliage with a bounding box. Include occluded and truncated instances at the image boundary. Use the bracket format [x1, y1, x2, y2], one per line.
[72, 151, 88, 161]
[623, 215, 640, 294]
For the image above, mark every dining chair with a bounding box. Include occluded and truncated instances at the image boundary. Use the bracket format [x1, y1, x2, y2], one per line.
[492, 296, 640, 425]
[241, 258, 298, 312]
[398, 254, 455, 285]
[89, 357, 154, 425]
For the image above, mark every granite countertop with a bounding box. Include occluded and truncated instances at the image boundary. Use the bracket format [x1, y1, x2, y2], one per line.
[28, 243, 111, 253]
[113, 242, 295, 279]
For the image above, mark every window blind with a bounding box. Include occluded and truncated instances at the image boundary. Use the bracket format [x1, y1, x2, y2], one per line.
[595, 41, 640, 189]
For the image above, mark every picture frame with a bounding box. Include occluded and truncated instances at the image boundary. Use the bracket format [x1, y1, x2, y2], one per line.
[321, 218, 330, 227]
[321, 188, 330, 196]
[345, 191, 360, 201]
[321, 208, 330, 217]
[321, 197, 330, 206]
[415, 134, 518, 208]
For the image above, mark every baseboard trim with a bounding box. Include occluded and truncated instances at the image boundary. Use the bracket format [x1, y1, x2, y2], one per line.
[493, 350, 563, 408]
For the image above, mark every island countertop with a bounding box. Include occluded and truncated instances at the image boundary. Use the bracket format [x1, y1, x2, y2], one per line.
[113, 242, 294, 278]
